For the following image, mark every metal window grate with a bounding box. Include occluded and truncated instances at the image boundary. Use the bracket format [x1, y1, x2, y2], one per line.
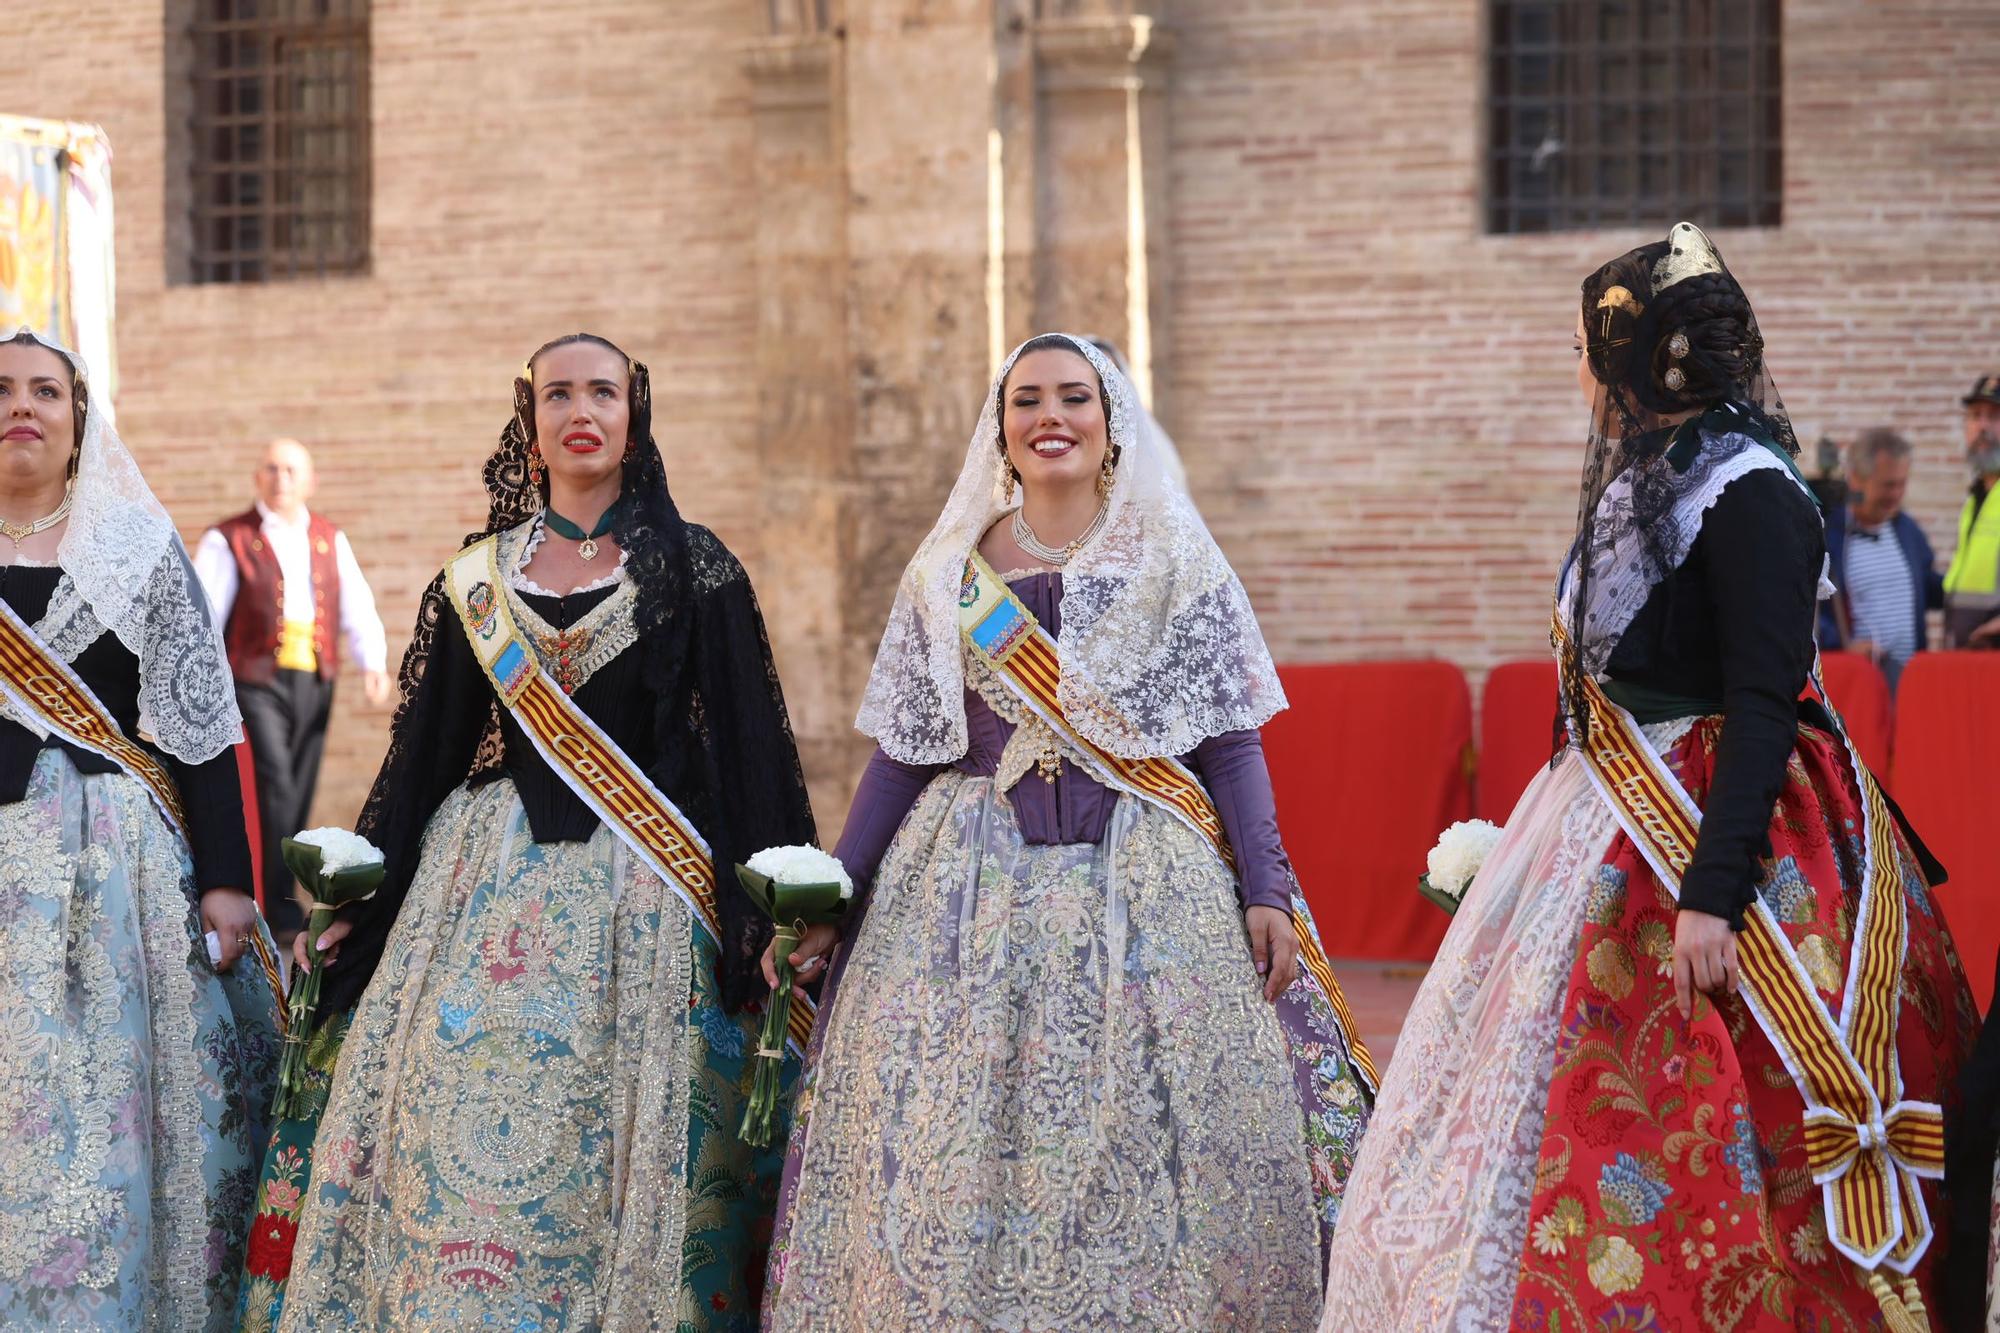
[187, 0, 370, 283]
[1487, 0, 1781, 235]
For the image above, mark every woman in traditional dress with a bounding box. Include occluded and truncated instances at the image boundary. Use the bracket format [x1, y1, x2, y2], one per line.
[1319, 224, 1978, 1331]
[268, 333, 816, 1331]
[0, 328, 280, 1329]
[762, 332, 1376, 1331]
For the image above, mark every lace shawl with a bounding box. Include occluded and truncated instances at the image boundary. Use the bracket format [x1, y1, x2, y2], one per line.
[4, 328, 240, 762]
[856, 333, 1285, 764]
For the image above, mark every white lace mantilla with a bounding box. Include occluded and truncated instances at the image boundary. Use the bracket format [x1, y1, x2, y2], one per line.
[856, 333, 1285, 764]
[3, 330, 240, 763]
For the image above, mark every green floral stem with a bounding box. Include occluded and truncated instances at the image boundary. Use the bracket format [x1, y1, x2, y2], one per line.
[738, 923, 802, 1148]
[272, 904, 335, 1120]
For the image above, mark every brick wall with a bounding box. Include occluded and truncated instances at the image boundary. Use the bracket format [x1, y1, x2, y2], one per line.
[2, 0, 1996, 841]
[1167, 0, 2000, 697]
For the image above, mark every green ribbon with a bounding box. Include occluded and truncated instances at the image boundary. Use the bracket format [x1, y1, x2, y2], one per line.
[543, 503, 618, 542]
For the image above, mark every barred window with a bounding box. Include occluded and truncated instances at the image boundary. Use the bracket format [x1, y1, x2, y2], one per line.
[1487, 1, 1781, 235]
[186, 0, 369, 283]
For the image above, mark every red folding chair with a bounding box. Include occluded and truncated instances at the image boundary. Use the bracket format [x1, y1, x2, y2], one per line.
[1477, 659, 1562, 823]
[1264, 661, 1473, 963]
[1892, 652, 2000, 1010]
[1817, 651, 1894, 779]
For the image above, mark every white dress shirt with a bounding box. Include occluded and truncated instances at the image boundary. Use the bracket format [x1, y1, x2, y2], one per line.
[192, 502, 388, 675]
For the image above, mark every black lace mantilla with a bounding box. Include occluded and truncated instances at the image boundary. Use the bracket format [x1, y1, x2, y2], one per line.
[326, 356, 817, 1014]
[1563, 227, 1799, 757]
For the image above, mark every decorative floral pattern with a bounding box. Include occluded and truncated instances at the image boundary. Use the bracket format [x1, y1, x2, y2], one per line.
[0, 751, 279, 1329]
[1511, 720, 1976, 1332]
[766, 771, 1368, 1331]
[1319, 718, 1978, 1332]
[275, 780, 789, 1331]
[236, 1010, 351, 1330]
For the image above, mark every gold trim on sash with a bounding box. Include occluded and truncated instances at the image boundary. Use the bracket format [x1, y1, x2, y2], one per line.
[446, 537, 813, 1055]
[0, 593, 287, 1021]
[956, 552, 1379, 1091]
[1554, 616, 1937, 1280]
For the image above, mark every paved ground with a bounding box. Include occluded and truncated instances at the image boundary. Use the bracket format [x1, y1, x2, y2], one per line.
[1333, 958, 1430, 1069]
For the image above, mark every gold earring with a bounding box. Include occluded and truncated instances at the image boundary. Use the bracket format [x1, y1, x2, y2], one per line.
[1097, 450, 1116, 499]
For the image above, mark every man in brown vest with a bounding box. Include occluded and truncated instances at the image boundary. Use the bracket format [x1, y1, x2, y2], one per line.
[193, 438, 388, 944]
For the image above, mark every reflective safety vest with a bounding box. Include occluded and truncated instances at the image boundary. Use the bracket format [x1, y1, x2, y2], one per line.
[1945, 487, 2000, 595]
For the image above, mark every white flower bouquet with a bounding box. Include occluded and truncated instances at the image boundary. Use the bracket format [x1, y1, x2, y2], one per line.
[1418, 818, 1503, 915]
[735, 844, 855, 1146]
[274, 827, 386, 1117]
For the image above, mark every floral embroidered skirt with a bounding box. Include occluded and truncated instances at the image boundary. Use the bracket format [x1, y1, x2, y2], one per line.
[764, 773, 1374, 1332]
[1320, 719, 1977, 1332]
[0, 749, 280, 1331]
[271, 779, 791, 1332]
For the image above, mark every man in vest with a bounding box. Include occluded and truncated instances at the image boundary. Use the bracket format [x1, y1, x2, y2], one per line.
[193, 438, 389, 945]
[1946, 375, 2000, 648]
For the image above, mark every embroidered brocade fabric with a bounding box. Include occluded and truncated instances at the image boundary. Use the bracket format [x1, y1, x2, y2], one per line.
[766, 773, 1333, 1331]
[278, 779, 781, 1331]
[0, 750, 279, 1330]
[1318, 720, 1976, 1330]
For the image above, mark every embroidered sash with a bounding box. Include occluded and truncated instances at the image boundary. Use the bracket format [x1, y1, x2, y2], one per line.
[1555, 616, 1938, 1276]
[957, 553, 1379, 1091]
[0, 593, 288, 1017]
[446, 536, 813, 1055]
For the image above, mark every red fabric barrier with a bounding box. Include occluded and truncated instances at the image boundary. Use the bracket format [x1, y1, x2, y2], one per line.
[1817, 651, 1893, 778]
[234, 739, 264, 910]
[1477, 659, 1561, 822]
[1892, 652, 2000, 1010]
[1265, 661, 1473, 962]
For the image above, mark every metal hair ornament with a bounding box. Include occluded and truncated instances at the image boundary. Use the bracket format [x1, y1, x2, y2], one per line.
[1664, 330, 1691, 392]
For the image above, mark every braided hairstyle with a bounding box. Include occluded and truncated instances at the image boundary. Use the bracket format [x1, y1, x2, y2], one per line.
[1561, 224, 1797, 757]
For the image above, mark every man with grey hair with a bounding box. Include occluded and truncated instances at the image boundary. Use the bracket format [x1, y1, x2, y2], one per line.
[194, 438, 389, 945]
[1818, 426, 1943, 689]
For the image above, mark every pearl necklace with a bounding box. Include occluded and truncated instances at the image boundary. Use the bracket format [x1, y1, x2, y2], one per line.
[1011, 503, 1108, 567]
[0, 483, 74, 546]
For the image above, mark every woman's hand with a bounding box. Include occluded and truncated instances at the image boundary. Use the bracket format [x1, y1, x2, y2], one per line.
[1246, 904, 1300, 1003]
[294, 916, 354, 976]
[200, 887, 259, 973]
[762, 922, 841, 990]
[1671, 908, 1739, 1020]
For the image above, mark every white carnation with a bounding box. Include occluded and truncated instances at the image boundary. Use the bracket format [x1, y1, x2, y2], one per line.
[293, 826, 385, 873]
[1424, 819, 1504, 898]
[746, 844, 855, 899]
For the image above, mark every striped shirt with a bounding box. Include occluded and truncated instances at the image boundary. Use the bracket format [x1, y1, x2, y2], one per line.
[1844, 519, 1918, 668]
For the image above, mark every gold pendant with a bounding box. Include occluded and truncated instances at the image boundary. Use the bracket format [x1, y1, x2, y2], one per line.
[578, 537, 599, 561]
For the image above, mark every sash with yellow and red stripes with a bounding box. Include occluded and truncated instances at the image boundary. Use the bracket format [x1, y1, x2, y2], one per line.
[957, 552, 1378, 1092]
[447, 537, 813, 1055]
[1555, 616, 1938, 1277]
[0, 594, 288, 1017]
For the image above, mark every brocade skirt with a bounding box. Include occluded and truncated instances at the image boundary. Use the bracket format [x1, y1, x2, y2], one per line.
[274, 778, 789, 1332]
[0, 749, 280, 1331]
[764, 772, 1373, 1332]
[1319, 718, 1977, 1332]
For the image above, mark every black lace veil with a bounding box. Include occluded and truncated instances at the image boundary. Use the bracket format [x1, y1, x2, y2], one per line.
[1562, 222, 1798, 754]
[334, 334, 816, 1013]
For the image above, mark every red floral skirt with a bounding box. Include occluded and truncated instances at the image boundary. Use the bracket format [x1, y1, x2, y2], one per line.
[1509, 720, 1977, 1331]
